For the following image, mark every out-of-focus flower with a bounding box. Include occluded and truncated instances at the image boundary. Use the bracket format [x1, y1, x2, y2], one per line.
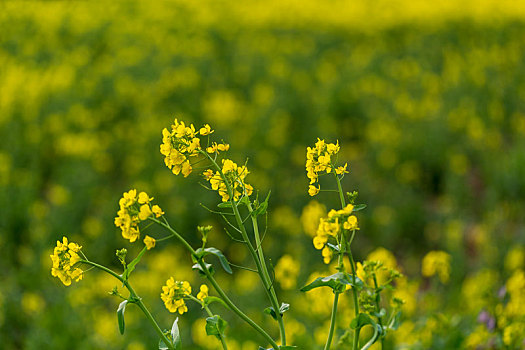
[422, 250, 452, 283]
[274, 255, 300, 289]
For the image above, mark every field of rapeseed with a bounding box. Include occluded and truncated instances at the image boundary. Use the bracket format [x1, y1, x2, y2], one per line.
[2, 1, 525, 349]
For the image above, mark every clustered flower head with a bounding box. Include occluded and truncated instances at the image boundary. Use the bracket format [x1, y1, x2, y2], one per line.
[161, 119, 207, 177]
[204, 159, 253, 202]
[422, 250, 452, 283]
[306, 138, 348, 196]
[50, 236, 83, 286]
[114, 189, 164, 243]
[161, 277, 192, 314]
[313, 204, 358, 264]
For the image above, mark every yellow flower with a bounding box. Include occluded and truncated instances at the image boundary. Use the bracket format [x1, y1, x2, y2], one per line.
[50, 236, 84, 286]
[205, 159, 253, 202]
[151, 205, 164, 218]
[343, 215, 358, 230]
[322, 246, 333, 264]
[274, 255, 300, 289]
[335, 163, 349, 175]
[138, 204, 152, 220]
[143, 235, 156, 250]
[138, 192, 153, 204]
[161, 278, 192, 314]
[422, 250, 452, 283]
[313, 235, 327, 250]
[197, 284, 209, 302]
[217, 143, 229, 151]
[199, 124, 214, 135]
[308, 185, 320, 196]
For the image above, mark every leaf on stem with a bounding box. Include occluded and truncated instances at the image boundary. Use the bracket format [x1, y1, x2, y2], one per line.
[122, 246, 147, 281]
[300, 272, 363, 293]
[205, 315, 228, 340]
[116, 300, 128, 335]
[171, 317, 182, 350]
[203, 296, 230, 310]
[194, 247, 233, 274]
[251, 190, 271, 217]
[192, 262, 215, 276]
[264, 302, 290, 320]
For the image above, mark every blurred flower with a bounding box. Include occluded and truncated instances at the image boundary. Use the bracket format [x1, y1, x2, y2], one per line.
[275, 255, 300, 289]
[422, 250, 452, 283]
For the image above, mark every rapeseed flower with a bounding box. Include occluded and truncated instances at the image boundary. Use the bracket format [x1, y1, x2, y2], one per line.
[305, 138, 343, 196]
[143, 235, 156, 250]
[197, 284, 208, 302]
[50, 236, 84, 286]
[161, 278, 192, 314]
[114, 190, 163, 242]
[205, 159, 253, 202]
[160, 119, 202, 177]
[422, 250, 452, 283]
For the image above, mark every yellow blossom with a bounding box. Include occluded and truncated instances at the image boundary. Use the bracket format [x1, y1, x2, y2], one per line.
[138, 204, 152, 220]
[199, 124, 214, 135]
[274, 255, 300, 289]
[322, 246, 332, 264]
[343, 215, 358, 230]
[161, 278, 191, 314]
[335, 163, 349, 175]
[138, 192, 153, 204]
[197, 284, 209, 302]
[143, 235, 156, 250]
[305, 138, 345, 195]
[308, 185, 320, 196]
[205, 159, 253, 202]
[151, 205, 164, 218]
[422, 250, 452, 283]
[50, 236, 84, 286]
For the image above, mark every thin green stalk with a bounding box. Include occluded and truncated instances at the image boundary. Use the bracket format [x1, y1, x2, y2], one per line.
[150, 217, 280, 349]
[372, 274, 385, 349]
[202, 151, 285, 345]
[324, 292, 340, 350]
[187, 294, 228, 350]
[79, 260, 174, 350]
[334, 173, 361, 350]
[247, 201, 286, 346]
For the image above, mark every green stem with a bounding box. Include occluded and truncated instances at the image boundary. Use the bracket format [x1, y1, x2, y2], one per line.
[79, 260, 174, 350]
[335, 173, 361, 350]
[324, 292, 340, 350]
[187, 295, 228, 350]
[203, 151, 285, 345]
[150, 217, 279, 349]
[372, 274, 385, 349]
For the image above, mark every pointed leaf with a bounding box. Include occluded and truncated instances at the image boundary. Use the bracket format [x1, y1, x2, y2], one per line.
[388, 311, 402, 330]
[353, 204, 367, 212]
[123, 246, 147, 280]
[350, 313, 376, 330]
[192, 262, 215, 276]
[360, 324, 382, 350]
[205, 315, 228, 340]
[117, 300, 128, 335]
[204, 247, 233, 274]
[159, 338, 169, 350]
[217, 202, 233, 208]
[252, 190, 271, 217]
[300, 272, 363, 293]
[171, 317, 181, 350]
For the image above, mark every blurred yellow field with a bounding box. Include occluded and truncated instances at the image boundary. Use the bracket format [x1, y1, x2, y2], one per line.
[1, 1, 525, 349]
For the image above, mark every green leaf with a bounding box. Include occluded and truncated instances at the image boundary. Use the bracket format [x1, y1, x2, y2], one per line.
[123, 246, 147, 281]
[192, 262, 215, 276]
[300, 272, 363, 293]
[263, 306, 277, 320]
[159, 338, 169, 350]
[203, 296, 230, 310]
[353, 204, 367, 212]
[117, 300, 128, 335]
[388, 311, 402, 330]
[372, 308, 386, 319]
[251, 190, 271, 217]
[204, 247, 233, 274]
[361, 324, 382, 350]
[171, 317, 182, 350]
[205, 315, 228, 340]
[350, 313, 376, 330]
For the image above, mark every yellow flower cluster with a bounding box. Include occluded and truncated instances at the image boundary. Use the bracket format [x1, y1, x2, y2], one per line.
[313, 204, 358, 264]
[50, 237, 83, 286]
[197, 284, 209, 302]
[204, 159, 253, 202]
[421, 250, 452, 283]
[160, 119, 215, 177]
[306, 138, 348, 196]
[161, 277, 192, 314]
[114, 190, 164, 243]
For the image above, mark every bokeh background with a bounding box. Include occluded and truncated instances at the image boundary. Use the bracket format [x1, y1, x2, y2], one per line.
[1, 1, 525, 349]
